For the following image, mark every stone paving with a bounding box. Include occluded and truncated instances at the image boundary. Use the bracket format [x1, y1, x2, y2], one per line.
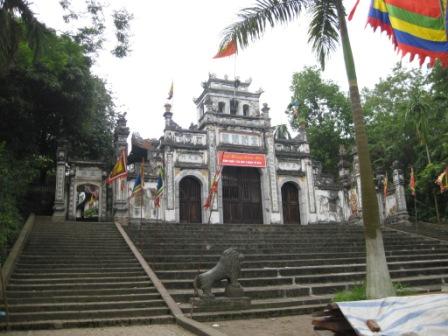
[207, 315, 316, 336]
[4, 315, 317, 336]
[5, 324, 195, 336]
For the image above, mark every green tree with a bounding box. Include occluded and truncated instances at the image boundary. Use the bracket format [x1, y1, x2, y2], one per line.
[406, 86, 441, 223]
[0, 19, 118, 253]
[363, 63, 448, 222]
[288, 67, 353, 174]
[0, 0, 133, 72]
[221, 0, 395, 298]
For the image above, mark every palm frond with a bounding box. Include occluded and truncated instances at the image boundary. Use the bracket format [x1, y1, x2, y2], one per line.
[307, 1, 339, 70]
[221, 0, 309, 49]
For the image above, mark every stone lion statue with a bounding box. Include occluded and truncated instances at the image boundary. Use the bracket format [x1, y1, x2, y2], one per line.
[193, 247, 244, 299]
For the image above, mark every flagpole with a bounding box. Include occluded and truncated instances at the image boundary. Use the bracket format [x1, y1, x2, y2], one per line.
[414, 195, 418, 233]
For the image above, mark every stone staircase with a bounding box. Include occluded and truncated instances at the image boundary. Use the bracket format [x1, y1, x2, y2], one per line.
[127, 223, 448, 321]
[5, 217, 173, 330]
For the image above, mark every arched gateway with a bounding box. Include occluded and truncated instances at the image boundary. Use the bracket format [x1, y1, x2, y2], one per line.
[281, 182, 300, 224]
[179, 176, 202, 223]
[222, 166, 262, 224]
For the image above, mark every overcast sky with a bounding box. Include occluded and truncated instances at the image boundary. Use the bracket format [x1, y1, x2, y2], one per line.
[31, 0, 418, 140]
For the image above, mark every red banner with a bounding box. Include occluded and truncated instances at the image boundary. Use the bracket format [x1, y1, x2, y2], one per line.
[218, 151, 266, 168]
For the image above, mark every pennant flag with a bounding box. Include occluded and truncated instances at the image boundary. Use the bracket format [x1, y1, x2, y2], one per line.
[106, 149, 127, 184]
[204, 153, 224, 208]
[435, 166, 448, 193]
[383, 172, 388, 199]
[410, 167, 416, 196]
[167, 81, 173, 100]
[131, 160, 144, 198]
[213, 38, 237, 59]
[367, 0, 448, 67]
[154, 166, 164, 208]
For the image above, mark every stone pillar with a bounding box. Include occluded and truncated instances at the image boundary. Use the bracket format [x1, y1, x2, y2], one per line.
[353, 154, 362, 215]
[52, 140, 68, 221]
[392, 161, 410, 224]
[113, 115, 130, 222]
[266, 131, 281, 224]
[164, 150, 175, 222]
[208, 127, 221, 224]
[338, 145, 351, 222]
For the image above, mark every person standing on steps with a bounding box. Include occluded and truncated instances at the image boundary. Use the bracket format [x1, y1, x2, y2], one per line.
[76, 190, 86, 220]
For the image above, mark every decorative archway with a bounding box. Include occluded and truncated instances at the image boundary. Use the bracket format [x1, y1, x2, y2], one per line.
[179, 176, 202, 223]
[222, 166, 262, 224]
[281, 182, 300, 224]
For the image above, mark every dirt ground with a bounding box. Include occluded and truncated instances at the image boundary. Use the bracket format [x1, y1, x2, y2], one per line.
[4, 315, 316, 336]
[208, 315, 316, 336]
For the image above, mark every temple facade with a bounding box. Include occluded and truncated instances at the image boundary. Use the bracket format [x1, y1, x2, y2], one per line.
[53, 75, 410, 225]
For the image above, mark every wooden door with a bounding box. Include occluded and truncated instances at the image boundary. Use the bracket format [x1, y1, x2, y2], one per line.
[282, 183, 300, 224]
[179, 177, 202, 223]
[222, 166, 262, 224]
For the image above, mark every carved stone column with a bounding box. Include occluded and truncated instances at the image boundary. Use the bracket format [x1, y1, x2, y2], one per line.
[52, 140, 68, 221]
[164, 150, 175, 222]
[266, 131, 281, 224]
[392, 162, 410, 225]
[113, 115, 129, 222]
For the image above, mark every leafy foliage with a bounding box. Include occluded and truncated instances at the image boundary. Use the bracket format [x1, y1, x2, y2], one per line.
[288, 67, 353, 174]
[363, 63, 448, 222]
[0, 142, 39, 262]
[0, 17, 118, 257]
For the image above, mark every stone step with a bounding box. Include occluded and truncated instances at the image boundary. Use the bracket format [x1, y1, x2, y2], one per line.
[189, 303, 325, 321]
[17, 258, 139, 270]
[7, 293, 161, 304]
[138, 241, 441, 250]
[181, 295, 332, 313]
[148, 249, 448, 268]
[143, 244, 448, 256]
[155, 259, 448, 280]
[7, 280, 153, 291]
[8, 306, 171, 322]
[168, 274, 447, 303]
[9, 299, 167, 313]
[2, 315, 174, 331]
[149, 253, 448, 271]
[12, 267, 142, 279]
[9, 275, 150, 285]
[19, 252, 134, 258]
[160, 266, 448, 290]
[7, 287, 159, 299]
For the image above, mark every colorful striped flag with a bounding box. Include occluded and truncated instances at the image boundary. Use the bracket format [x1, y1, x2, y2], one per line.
[131, 160, 144, 198]
[368, 0, 448, 67]
[213, 38, 237, 59]
[106, 149, 127, 184]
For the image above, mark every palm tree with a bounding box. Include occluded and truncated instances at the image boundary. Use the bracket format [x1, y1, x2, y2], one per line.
[221, 0, 395, 298]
